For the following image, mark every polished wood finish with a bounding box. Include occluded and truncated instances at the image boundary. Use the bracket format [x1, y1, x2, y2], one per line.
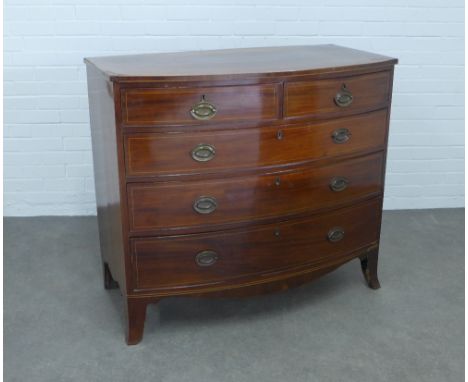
[131, 198, 381, 292]
[84, 44, 396, 81]
[85, 45, 397, 345]
[360, 247, 381, 290]
[124, 110, 388, 177]
[127, 153, 383, 234]
[122, 84, 280, 126]
[125, 298, 150, 345]
[86, 64, 127, 293]
[285, 71, 391, 119]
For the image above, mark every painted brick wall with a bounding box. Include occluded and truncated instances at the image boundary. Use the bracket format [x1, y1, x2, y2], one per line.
[4, 0, 464, 216]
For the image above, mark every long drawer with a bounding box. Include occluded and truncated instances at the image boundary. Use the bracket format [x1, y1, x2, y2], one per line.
[131, 198, 382, 291]
[124, 109, 388, 177]
[127, 152, 383, 234]
[121, 83, 280, 127]
[285, 71, 391, 119]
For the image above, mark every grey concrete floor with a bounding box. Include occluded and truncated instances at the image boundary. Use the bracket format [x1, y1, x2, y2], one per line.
[4, 208, 464, 382]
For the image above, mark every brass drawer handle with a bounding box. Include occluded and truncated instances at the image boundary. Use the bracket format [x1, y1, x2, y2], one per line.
[191, 144, 216, 162]
[331, 128, 351, 144]
[190, 95, 217, 121]
[334, 84, 353, 107]
[195, 250, 218, 267]
[193, 196, 217, 214]
[329, 177, 349, 192]
[327, 227, 345, 243]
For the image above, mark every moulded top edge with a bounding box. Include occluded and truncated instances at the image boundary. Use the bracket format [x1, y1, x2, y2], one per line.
[84, 44, 397, 83]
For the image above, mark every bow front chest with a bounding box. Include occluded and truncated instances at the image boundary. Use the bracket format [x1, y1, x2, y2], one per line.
[84, 45, 397, 345]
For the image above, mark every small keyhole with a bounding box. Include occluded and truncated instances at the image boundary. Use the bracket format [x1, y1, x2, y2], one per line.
[275, 177, 281, 186]
[277, 130, 284, 140]
[274, 229, 280, 238]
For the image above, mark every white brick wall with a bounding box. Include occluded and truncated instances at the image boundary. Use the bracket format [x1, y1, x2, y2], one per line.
[4, 0, 464, 216]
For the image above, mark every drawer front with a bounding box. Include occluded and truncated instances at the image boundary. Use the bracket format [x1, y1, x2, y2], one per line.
[285, 71, 391, 119]
[127, 153, 383, 233]
[121, 84, 280, 126]
[131, 198, 382, 291]
[125, 109, 387, 177]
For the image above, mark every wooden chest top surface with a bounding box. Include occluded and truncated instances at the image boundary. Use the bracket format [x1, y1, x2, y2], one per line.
[84, 44, 397, 81]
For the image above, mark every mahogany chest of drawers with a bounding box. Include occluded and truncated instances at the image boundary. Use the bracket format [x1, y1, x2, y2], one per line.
[84, 45, 397, 345]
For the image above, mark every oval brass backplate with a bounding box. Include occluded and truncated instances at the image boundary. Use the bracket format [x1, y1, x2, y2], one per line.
[191, 144, 216, 162]
[334, 84, 353, 107]
[193, 196, 218, 214]
[329, 177, 349, 192]
[327, 227, 345, 243]
[195, 250, 218, 267]
[331, 128, 351, 144]
[190, 95, 217, 121]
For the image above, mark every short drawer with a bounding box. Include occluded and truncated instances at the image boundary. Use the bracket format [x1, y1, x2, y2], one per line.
[285, 71, 391, 119]
[121, 83, 280, 127]
[127, 152, 383, 233]
[130, 198, 381, 291]
[124, 109, 388, 177]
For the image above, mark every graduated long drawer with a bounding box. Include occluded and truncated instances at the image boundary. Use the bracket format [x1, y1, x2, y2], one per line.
[130, 198, 382, 292]
[127, 152, 383, 234]
[124, 109, 388, 177]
